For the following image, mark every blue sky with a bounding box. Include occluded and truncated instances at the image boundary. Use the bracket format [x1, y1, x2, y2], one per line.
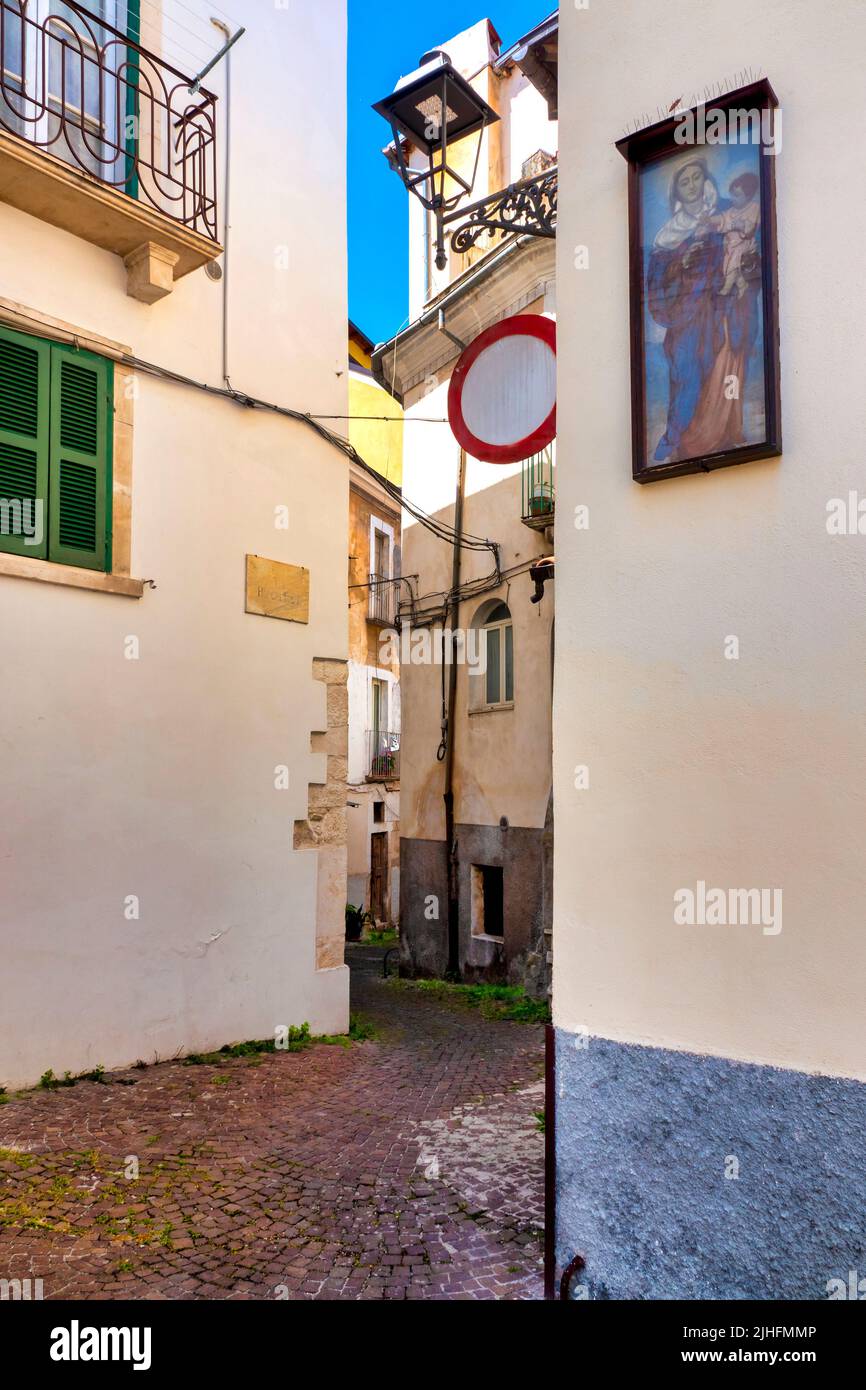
[348, 0, 548, 346]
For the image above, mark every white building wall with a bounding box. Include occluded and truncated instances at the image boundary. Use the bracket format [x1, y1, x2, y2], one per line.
[0, 0, 350, 1087]
[554, 0, 866, 1081]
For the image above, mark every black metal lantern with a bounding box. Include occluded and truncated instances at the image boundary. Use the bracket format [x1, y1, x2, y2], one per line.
[373, 50, 499, 270]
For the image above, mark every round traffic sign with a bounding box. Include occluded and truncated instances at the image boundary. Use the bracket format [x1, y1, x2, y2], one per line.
[447, 313, 556, 463]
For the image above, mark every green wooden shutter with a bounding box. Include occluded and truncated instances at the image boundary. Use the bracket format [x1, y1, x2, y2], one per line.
[48, 345, 112, 572]
[0, 324, 50, 559]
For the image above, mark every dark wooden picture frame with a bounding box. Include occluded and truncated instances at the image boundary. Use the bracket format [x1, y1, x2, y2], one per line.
[616, 80, 782, 484]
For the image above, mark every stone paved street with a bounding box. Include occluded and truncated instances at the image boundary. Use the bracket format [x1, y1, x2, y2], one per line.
[0, 947, 545, 1300]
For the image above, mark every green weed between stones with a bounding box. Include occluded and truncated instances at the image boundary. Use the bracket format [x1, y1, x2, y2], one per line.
[362, 928, 398, 947]
[0, 1147, 35, 1169]
[34, 1065, 105, 1093]
[184, 1017, 376, 1063]
[389, 978, 550, 1023]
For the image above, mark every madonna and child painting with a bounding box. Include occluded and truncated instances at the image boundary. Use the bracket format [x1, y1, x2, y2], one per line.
[620, 86, 781, 483]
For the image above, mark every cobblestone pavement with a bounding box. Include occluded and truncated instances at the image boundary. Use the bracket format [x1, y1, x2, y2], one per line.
[0, 947, 545, 1300]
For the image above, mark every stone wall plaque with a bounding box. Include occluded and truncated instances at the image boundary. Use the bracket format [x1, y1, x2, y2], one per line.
[245, 555, 309, 624]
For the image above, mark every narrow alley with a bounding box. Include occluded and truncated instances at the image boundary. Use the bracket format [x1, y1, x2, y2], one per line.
[0, 948, 544, 1301]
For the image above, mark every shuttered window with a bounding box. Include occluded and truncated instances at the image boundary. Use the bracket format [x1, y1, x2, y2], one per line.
[0, 326, 112, 572]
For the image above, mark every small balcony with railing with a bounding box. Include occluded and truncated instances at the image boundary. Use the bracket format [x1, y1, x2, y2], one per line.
[0, 0, 221, 301]
[366, 728, 399, 781]
[520, 442, 555, 530]
[368, 572, 397, 627]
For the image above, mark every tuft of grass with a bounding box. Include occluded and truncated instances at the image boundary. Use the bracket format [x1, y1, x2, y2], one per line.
[210, 1075, 232, 1087]
[219, 1039, 276, 1058]
[36, 1064, 106, 1092]
[315, 1013, 379, 1047]
[363, 928, 398, 947]
[0, 1087, 8, 1106]
[533, 1109, 546, 1133]
[348, 1012, 378, 1041]
[78, 1064, 106, 1084]
[390, 978, 550, 1023]
[0, 1147, 35, 1169]
[184, 1027, 312, 1066]
[38, 1069, 75, 1090]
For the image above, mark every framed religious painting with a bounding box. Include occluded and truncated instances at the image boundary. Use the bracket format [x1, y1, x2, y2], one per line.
[616, 79, 782, 483]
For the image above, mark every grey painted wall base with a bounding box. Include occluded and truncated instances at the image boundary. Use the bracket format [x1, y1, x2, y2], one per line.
[555, 1030, 866, 1300]
[400, 823, 551, 994]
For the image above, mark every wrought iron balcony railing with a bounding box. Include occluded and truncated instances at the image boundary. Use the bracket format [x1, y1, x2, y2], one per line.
[521, 441, 555, 529]
[368, 572, 397, 626]
[366, 729, 399, 781]
[0, 0, 218, 240]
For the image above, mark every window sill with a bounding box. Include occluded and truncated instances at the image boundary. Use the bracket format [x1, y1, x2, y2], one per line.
[469, 701, 514, 715]
[0, 552, 145, 598]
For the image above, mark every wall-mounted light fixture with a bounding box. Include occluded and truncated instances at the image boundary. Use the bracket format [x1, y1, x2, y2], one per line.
[372, 50, 499, 270]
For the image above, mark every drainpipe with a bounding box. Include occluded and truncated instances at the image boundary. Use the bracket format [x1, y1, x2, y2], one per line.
[211, 18, 232, 387]
[443, 447, 466, 980]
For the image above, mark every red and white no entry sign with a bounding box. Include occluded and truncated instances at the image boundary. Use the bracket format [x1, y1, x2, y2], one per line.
[447, 313, 556, 464]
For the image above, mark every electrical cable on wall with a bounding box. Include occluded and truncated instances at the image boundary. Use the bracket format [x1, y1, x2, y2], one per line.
[0, 310, 506, 586]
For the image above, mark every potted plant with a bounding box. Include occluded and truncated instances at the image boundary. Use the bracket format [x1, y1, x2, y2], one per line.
[529, 482, 554, 516]
[345, 904, 373, 941]
[372, 752, 395, 778]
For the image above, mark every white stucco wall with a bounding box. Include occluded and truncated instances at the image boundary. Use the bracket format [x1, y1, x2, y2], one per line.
[0, 0, 349, 1087]
[554, 0, 866, 1079]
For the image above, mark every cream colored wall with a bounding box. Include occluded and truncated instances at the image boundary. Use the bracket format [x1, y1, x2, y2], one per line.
[497, 66, 558, 185]
[401, 362, 553, 842]
[554, 0, 866, 1079]
[0, 0, 349, 1087]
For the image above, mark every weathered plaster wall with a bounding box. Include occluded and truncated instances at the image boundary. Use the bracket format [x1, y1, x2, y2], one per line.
[456, 823, 548, 993]
[398, 261, 554, 985]
[400, 356, 554, 845]
[399, 838, 449, 978]
[400, 823, 549, 992]
[0, 0, 350, 1087]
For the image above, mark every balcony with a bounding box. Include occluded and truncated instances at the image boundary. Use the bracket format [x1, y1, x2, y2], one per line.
[368, 572, 397, 626]
[366, 729, 399, 781]
[0, 0, 221, 301]
[521, 442, 555, 530]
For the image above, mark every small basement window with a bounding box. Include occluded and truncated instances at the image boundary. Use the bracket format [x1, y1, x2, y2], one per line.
[471, 864, 504, 939]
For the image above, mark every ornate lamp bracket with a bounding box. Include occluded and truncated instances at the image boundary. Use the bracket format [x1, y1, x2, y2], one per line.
[443, 166, 558, 255]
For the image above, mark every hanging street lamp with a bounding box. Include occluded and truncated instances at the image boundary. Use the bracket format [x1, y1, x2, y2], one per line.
[372, 50, 500, 270]
[373, 51, 558, 268]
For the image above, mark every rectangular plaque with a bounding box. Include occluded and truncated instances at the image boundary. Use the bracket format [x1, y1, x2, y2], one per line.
[245, 554, 309, 623]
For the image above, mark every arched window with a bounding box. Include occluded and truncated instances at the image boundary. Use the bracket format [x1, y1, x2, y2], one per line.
[471, 599, 513, 710]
